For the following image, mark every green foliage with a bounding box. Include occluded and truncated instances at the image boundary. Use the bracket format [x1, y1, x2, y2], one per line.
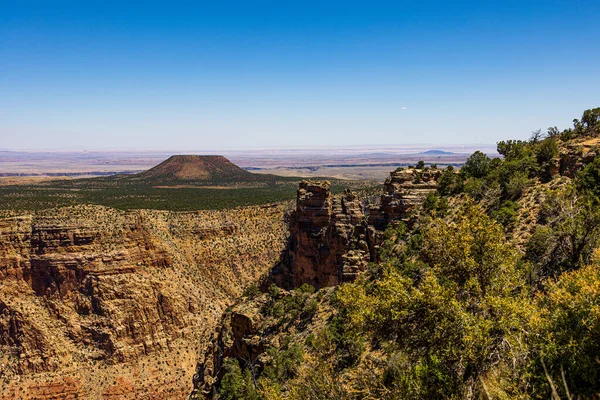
[0, 179, 368, 211]
[560, 128, 573, 141]
[336, 201, 531, 398]
[525, 225, 555, 269]
[463, 177, 487, 200]
[573, 107, 600, 136]
[534, 137, 559, 167]
[439, 137, 541, 205]
[437, 166, 463, 196]
[267, 284, 280, 298]
[421, 201, 521, 297]
[416, 160, 425, 169]
[497, 140, 529, 161]
[263, 283, 317, 322]
[491, 200, 519, 228]
[461, 151, 492, 179]
[532, 262, 600, 398]
[504, 171, 530, 200]
[261, 337, 304, 389]
[377, 222, 425, 267]
[533, 138, 559, 181]
[218, 337, 304, 399]
[0, 184, 300, 211]
[324, 311, 365, 369]
[577, 154, 600, 200]
[422, 191, 448, 217]
[288, 334, 349, 400]
[242, 283, 261, 298]
[218, 358, 261, 400]
[451, 132, 557, 209]
[546, 126, 561, 138]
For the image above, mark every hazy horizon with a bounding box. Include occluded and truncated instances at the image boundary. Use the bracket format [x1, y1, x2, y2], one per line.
[0, 143, 498, 153]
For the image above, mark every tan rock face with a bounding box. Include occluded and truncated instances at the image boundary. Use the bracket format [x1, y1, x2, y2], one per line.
[558, 137, 600, 178]
[375, 168, 441, 228]
[269, 181, 372, 289]
[191, 295, 268, 399]
[290, 181, 339, 287]
[0, 204, 286, 399]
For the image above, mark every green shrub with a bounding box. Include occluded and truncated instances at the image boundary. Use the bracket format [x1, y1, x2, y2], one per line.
[218, 358, 260, 400]
[532, 263, 600, 398]
[437, 166, 463, 196]
[336, 201, 532, 398]
[491, 200, 519, 228]
[504, 172, 529, 200]
[242, 283, 261, 298]
[461, 151, 492, 179]
[463, 177, 486, 200]
[423, 191, 447, 217]
[262, 337, 303, 383]
[577, 154, 600, 200]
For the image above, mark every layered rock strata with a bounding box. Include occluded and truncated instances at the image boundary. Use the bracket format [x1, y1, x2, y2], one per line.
[0, 204, 286, 399]
[269, 181, 372, 289]
[368, 168, 442, 229]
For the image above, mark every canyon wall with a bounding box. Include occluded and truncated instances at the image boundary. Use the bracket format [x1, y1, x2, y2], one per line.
[0, 204, 286, 399]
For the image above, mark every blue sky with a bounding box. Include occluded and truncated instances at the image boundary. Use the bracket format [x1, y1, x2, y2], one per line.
[1, 0, 599, 150]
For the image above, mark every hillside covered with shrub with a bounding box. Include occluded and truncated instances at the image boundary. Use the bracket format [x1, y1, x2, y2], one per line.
[193, 108, 600, 400]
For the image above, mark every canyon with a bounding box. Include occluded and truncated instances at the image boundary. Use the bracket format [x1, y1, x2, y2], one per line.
[0, 204, 287, 399]
[0, 163, 441, 399]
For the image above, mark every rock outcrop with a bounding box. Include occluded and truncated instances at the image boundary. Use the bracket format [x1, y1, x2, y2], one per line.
[190, 287, 336, 399]
[271, 170, 441, 290]
[558, 137, 600, 178]
[266, 168, 441, 292]
[0, 204, 286, 399]
[191, 299, 266, 398]
[269, 181, 372, 289]
[369, 168, 442, 229]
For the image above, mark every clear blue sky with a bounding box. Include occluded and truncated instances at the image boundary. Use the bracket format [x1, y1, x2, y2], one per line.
[1, 0, 599, 150]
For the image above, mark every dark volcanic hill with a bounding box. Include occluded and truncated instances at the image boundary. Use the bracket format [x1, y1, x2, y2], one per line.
[420, 149, 454, 155]
[130, 155, 271, 184]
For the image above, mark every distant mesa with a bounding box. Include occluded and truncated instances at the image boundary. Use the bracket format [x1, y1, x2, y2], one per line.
[420, 149, 454, 155]
[131, 155, 260, 184]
